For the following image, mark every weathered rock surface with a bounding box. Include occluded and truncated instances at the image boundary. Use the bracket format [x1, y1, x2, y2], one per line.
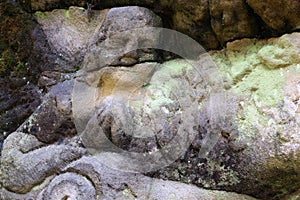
[1, 3, 300, 200]
[20, 80, 77, 143]
[167, 0, 220, 49]
[208, 32, 300, 198]
[35, 6, 162, 71]
[0, 153, 257, 200]
[0, 132, 86, 194]
[209, 0, 258, 45]
[0, 4, 163, 148]
[246, 0, 300, 32]
[19, 0, 300, 49]
[83, 6, 162, 69]
[0, 1, 77, 145]
[75, 33, 300, 199]
[35, 6, 107, 70]
[0, 78, 41, 145]
[2, 31, 300, 199]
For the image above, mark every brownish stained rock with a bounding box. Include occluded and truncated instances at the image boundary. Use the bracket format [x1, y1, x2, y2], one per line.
[170, 0, 220, 49]
[209, 0, 259, 45]
[18, 0, 300, 50]
[247, 0, 300, 32]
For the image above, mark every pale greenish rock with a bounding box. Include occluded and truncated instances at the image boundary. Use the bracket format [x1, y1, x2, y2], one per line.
[258, 34, 300, 69]
[210, 34, 300, 198]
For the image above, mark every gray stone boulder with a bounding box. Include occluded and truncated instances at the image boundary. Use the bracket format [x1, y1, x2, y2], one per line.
[35, 6, 106, 70]
[0, 150, 257, 199]
[1, 4, 300, 200]
[0, 132, 86, 194]
[35, 6, 162, 71]
[20, 80, 76, 143]
[83, 6, 162, 70]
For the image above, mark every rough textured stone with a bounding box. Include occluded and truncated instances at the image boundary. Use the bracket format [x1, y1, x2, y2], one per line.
[19, 0, 300, 50]
[0, 152, 257, 199]
[0, 4, 161, 137]
[246, 0, 300, 32]
[35, 6, 108, 71]
[76, 58, 229, 152]
[169, 0, 220, 49]
[21, 80, 76, 143]
[0, 132, 86, 193]
[2, 31, 300, 200]
[36, 6, 162, 71]
[38, 71, 75, 92]
[83, 6, 162, 70]
[209, 0, 258, 45]
[1, 3, 300, 200]
[208, 32, 300, 198]
[258, 33, 300, 69]
[0, 1, 75, 145]
[0, 78, 41, 149]
[75, 33, 300, 199]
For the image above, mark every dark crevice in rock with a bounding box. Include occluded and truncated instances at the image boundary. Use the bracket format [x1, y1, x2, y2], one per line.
[207, 0, 222, 49]
[243, 0, 281, 40]
[0, 78, 41, 148]
[0, 0, 81, 146]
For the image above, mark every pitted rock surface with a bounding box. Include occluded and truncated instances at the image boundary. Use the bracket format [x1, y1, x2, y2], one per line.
[1, 4, 300, 200]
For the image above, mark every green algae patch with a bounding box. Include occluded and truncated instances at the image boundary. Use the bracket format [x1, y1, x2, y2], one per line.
[236, 103, 259, 142]
[144, 96, 174, 112]
[64, 10, 71, 19]
[258, 33, 300, 69]
[212, 37, 285, 111]
[196, 158, 240, 188]
[35, 11, 48, 20]
[258, 45, 290, 69]
[156, 59, 193, 77]
[127, 59, 196, 127]
[233, 66, 285, 108]
[211, 39, 288, 142]
[141, 59, 193, 111]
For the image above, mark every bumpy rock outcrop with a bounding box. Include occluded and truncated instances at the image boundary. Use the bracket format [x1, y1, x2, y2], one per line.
[0, 4, 162, 148]
[1, 4, 300, 200]
[0, 1, 83, 145]
[20, 80, 76, 143]
[18, 0, 300, 49]
[208, 33, 300, 198]
[0, 152, 257, 200]
[35, 6, 162, 70]
[72, 32, 300, 199]
[35, 6, 107, 69]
